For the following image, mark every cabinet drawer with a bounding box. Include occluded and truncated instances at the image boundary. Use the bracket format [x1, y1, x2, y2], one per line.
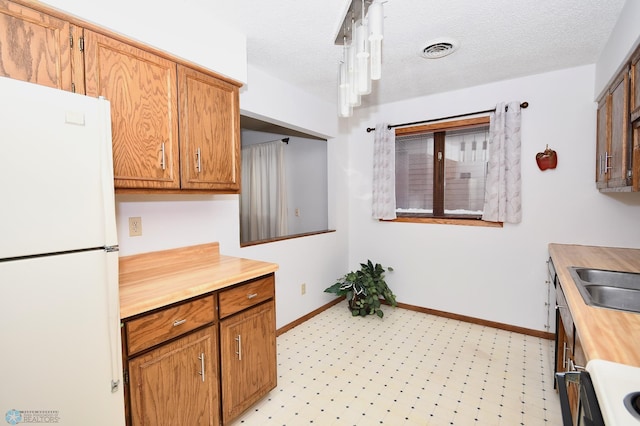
[219, 275, 274, 319]
[126, 295, 215, 355]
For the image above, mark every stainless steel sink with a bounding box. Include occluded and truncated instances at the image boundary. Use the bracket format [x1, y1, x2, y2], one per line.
[569, 267, 640, 314]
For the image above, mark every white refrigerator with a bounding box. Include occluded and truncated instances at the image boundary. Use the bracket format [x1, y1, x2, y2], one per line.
[0, 77, 125, 425]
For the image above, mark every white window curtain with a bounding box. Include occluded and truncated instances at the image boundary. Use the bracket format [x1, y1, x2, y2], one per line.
[482, 101, 522, 223]
[372, 123, 397, 220]
[240, 141, 288, 242]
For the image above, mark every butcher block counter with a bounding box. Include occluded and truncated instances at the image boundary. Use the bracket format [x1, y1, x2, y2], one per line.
[119, 242, 279, 319]
[549, 243, 640, 367]
[118, 242, 279, 425]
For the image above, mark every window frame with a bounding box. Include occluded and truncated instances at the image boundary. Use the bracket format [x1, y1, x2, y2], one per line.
[389, 116, 502, 227]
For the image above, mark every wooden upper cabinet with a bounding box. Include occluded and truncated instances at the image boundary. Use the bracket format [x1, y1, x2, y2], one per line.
[631, 49, 640, 191]
[596, 66, 631, 190]
[84, 30, 180, 189]
[0, 0, 81, 92]
[631, 48, 640, 123]
[609, 69, 630, 188]
[178, 65, 241, 192]
[2, 1, 241, 193]
[596, 96, 609, 188]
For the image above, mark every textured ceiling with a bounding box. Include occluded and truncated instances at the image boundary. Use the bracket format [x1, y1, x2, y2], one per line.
[215, 0, 626, 112]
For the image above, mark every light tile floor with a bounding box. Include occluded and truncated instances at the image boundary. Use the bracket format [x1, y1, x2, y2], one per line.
[230, 301, 563, 425]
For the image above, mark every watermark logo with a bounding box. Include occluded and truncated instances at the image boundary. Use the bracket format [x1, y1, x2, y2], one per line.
[4, 410, 22, 425]
[4, 410, 60, 424]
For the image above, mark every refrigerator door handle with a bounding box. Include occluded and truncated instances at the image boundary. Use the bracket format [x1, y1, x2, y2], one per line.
[98, 98, 118, 248]
[105, 250, 123, 393]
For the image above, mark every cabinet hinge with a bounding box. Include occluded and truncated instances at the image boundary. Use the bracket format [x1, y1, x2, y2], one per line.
[123, 369, 129, 385]
[71, 82, 76, 93]
[69, 33, 73, 49]
[628, 169, 633, 179]
[79, 37, 84, 52]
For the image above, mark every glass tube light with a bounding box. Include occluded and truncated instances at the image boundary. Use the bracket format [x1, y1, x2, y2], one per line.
[368, 0, 384, 80]
[346, 43, 361, 107]
[354, 19, 371, 95]
[338, 61, 352, 118]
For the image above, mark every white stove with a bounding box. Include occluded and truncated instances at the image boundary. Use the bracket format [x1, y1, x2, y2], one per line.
[588, 359, 640, 425]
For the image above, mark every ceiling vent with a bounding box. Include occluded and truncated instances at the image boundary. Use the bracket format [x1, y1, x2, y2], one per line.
[421, 38, 459, 59]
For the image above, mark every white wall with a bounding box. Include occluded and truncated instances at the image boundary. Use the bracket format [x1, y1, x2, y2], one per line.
[240, 65, 338, 139]
[39, 0, 247, 83]
[286, 139, 328, 234]
[346, 65, 640, 332]
[595, 0, 640, 98]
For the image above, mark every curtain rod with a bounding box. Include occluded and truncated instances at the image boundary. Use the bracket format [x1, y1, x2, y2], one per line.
[365, 102, 529, 133]
[244, 137, 290, 146]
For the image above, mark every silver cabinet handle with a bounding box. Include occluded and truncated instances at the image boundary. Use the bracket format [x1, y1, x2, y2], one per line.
[235, 335, 242, 361]
[161, 142, 166, 170]
[196, 148, 201, 173]
[198, 353, 205, 382]
[604, 151, 613, 172]
[562, 342, 569, 370]
[247, 293, 258, 299]
[173, 319, 186, 327]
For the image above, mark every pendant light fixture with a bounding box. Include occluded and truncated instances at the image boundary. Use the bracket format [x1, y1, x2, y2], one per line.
[347, 17, 361, 107]
[334, 0, 385, 117]
[354, 17, 371, 95]
[368, 0, 384, 80]
[338, 42, 352, 118]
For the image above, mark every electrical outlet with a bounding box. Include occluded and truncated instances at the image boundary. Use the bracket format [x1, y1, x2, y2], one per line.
[128, 217, 142, 237]
[301, 283, 306, 295]
[295, 208, 300, 217]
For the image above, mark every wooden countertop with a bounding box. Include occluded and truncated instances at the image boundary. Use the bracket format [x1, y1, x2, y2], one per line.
[549, 243, 640, 367]
[119, 242, 279, 319]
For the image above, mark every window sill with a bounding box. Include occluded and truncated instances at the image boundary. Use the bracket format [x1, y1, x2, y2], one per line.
[381, 217, 503, 228]
[240, 229, 336, 247]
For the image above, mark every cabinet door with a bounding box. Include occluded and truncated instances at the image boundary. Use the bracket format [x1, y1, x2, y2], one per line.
[596, 95, 609, 188]
[631, 48, 640, 123]
[631, 48, 640, 191]
[84, 30, 180, 189]
[608, 69, 630, 188]
[220, 301, 277, 422]
[128, 326, 219, 426]
[0, 0, 79, 91]
[555, 306, 580, 424]
[178, 65, 241, 192]
[634, 120, 640, 191]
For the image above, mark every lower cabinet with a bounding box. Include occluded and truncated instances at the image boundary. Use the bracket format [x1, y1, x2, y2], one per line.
[128, 326, 219, 426]
[555, 281, 584, 425]
[122, 274, 277, 426]
[220, 301, 277, 423]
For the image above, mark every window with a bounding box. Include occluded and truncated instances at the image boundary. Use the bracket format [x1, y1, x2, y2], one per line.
[240, 116, 331, 245]
[395, 117, 491, 220]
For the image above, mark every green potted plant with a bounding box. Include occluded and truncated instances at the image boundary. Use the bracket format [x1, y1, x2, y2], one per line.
[324, 260, 397, 318]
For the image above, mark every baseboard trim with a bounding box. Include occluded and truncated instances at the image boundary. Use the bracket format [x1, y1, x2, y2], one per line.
[277, 297, 554, 340]
[276, 297, 345, 337]
[396, 301, 554, 340]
